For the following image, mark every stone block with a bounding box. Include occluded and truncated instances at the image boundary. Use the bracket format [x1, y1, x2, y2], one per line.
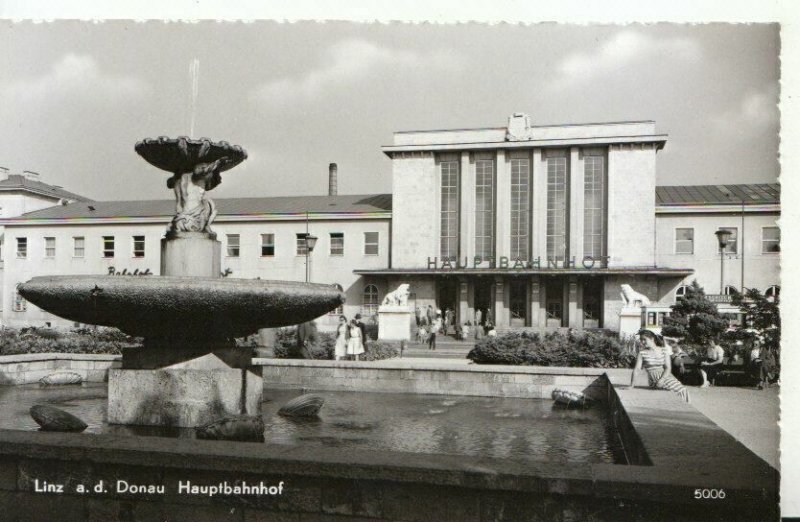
[107, 366, 263, 428]
[378, 307, 412, 341]
[161, 233, 221, 278]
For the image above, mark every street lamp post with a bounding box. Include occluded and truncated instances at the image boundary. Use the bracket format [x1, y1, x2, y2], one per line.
[714, 229, 733, 294]
[301, 212, 318, 283]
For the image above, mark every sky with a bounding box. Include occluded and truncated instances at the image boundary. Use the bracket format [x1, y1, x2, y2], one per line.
[0, 21, 780, 202]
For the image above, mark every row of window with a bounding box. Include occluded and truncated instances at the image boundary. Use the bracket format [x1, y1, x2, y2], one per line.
[224, 232, 380, 258]
[440, 151, 606, 262]
[10, 232, 382, 260]
[675, 284, 780, 299]
[674, 227, 780, 255]
[13, 236, 145, 259]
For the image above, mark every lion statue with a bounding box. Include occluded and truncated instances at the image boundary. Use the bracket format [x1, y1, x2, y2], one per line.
[620, 284, 651, 307]
[382, 284, 411, 307]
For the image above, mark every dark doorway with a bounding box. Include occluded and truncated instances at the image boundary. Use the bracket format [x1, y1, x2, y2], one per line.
[509, 279, 528, 327]
[582, 277, 604, 329]
[436, 278, 458, 329]
[474, 278, 493, 326]
[545, 278, 564, 328]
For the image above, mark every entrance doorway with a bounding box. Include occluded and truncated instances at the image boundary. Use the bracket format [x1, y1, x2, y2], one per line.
[436, 277, 458, 320]
[509, 279, 528, 327]
[545, 278, 564, 328]
[582, 278, 603, 329]
[473, 278, 493, 326]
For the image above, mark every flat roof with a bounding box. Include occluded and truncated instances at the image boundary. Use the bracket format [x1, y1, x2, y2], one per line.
[656, 184, 779, 206]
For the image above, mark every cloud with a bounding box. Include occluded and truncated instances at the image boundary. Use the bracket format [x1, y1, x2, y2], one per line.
[554, 30, 701, 88]
[711, 86, 780, 136]
[251, 38, 463, 106]
[2, 53, 149, 104]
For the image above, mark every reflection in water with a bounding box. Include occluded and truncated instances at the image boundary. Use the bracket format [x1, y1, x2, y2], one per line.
[0, 384, 624, 464]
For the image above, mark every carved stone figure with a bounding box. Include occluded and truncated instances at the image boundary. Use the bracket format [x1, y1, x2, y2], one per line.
[168, 156, 230, 234]
[506, 112, 534, 141]
[382, 283, 411, 306]
[620, 284, 651, 307]
[30, 404, 88, 432]
[196, 415, 265, 442]
[278, 394, 325, 417]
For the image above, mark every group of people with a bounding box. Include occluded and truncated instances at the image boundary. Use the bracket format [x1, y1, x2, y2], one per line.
[334, 314, 368, 361]
[632, 329, 779, 403]
[415, 305, 497, 347]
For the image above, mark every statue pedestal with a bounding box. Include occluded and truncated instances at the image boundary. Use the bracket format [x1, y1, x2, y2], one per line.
[618, 306, 644, 339]
[160, 231, 221, 278]
[108, 348, 262, 428]
[378, 305, 412, 341]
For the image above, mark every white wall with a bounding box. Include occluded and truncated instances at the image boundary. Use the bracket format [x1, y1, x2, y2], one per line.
[656, 211, 780, 296]
[2, 217, 391, 329]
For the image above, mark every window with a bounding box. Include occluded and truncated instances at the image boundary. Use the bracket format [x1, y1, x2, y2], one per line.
[546, 154, 568, 261]
[73, 236, 85, 258]
[330, 233, 344, 256]
[364, 232, 379, 256]
[132, 236, 145, 258]
[675, 228, 694, 254]
[583, 154, 605, 259]
[102, 236, 115, 258]
[362, 284, 379, 315]
[765, 285, 780, 300]
[13, 291, 26, 312]
[510, 158, 530, 261]
[261, 234, 275, 257]
[723, 285, 738, 296]
[226, 234, 240, 257]
[675, 285, 690, 300]
[762, 227, 780, 253]
[440, 160, 459, 260]
[718, 227, 738, 254]
[475, 158, 495, 259]
[16, 237, 27, 259]
[44, 237, 55, 258]
[296, 234, 308, 256]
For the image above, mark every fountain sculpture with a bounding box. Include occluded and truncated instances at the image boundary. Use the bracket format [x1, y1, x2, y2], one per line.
[18, 137, 345, 427]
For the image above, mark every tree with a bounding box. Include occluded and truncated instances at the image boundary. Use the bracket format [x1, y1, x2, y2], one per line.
[729, 287, 780, 355]
[661, 280, 729, 350]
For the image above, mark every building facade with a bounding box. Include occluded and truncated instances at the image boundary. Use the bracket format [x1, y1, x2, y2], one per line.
[0, 115, 780, 333]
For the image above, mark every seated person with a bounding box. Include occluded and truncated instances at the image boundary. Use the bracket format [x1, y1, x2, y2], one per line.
[699, 338, 725, 387]
[666, 338, 689, 383]
[748, 339, 777, 389]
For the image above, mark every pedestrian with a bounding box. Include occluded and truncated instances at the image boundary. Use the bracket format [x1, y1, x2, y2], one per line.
[428, 314, 442, 350]
[346, 319, 364, 361]
[426, 305, 434, 326]
[415, 306, 422, 327]
[445, 308, 454, 336]
[355, 313, 368, 343]
[334, 315, 349, 361]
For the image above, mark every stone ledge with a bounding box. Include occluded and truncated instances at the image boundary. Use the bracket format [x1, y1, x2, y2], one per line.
[0, 353, 122, 363]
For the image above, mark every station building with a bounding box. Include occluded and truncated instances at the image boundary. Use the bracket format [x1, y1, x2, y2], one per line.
[0, 114, 780, 333]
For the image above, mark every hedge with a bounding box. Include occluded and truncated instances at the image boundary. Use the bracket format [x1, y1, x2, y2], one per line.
[467, 330, 637, 369]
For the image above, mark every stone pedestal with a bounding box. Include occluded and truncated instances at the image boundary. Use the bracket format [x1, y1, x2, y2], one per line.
[108, 349, 262, 428]
[618, 306, 644, 339]
[378, 305, 412, 341]
[254, 328, 277, 358]
[160, 231, 221, 278]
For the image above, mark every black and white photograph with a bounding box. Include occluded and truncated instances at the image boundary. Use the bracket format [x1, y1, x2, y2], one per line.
[0, 3, 793, 520]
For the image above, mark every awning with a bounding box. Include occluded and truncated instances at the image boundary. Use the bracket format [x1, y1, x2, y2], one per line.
[353, 267, 693, 277]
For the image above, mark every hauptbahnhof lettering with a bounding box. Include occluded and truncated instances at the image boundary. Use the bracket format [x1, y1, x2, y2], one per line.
[0, 114, 779, 332]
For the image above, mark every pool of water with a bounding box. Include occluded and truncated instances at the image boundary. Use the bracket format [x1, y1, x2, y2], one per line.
[0, 384, 624, 464]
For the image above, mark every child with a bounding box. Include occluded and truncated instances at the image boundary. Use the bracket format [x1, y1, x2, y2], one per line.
[417, 325, 428, 344]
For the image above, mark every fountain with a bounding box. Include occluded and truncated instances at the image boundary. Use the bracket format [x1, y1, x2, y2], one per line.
[18, 137, 345, 427]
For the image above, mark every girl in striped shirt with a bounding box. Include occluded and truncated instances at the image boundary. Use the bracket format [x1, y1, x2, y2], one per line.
[629, 329, 690, 403]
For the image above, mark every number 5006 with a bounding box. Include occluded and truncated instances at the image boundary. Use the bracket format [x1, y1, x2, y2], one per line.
[694, 489, 726, 499]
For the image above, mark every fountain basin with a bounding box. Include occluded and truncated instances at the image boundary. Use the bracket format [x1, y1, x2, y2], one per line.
[134, 136, 247, 174]
[18, 275, 345, 341]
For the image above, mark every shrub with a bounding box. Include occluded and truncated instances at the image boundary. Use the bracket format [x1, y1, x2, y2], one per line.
[362, 340, 399, 361]
[273, 327, 336, 360]
[661, 280, 729, 352]
[0, 326, 139, 356]
[467, 330, 636, 369]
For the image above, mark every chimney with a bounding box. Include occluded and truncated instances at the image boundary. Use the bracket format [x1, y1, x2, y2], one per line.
[328, 163, 338, 196]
